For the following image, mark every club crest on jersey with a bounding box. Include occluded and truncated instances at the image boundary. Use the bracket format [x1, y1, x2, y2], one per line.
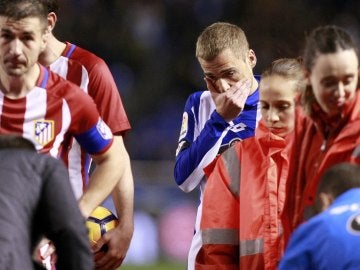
[34, 120, 54, 146]
[96, 119, 112, 140]
[179, 112, 188, 140]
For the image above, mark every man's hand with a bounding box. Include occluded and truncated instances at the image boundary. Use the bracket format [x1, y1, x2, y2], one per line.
[90, 135, 134, 270]
[92, 223, 133, 270]
[205, 77, 251, 122]
[33, 237, 57, 269]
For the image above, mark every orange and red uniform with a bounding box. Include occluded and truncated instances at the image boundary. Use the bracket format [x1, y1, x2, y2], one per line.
[195, 115, 301, 269]
[283, 90, 360, 245]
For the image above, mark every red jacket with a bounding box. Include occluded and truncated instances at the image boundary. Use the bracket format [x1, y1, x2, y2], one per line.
[283, 90, 360, 245]
[196, 119, 297, 270]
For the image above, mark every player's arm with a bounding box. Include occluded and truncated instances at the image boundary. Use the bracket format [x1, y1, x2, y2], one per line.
[78, 134, 127, 218]
[68, 84, 128, 218]
[92, 135, 134, 270]
[82, 55, 133, 268]
[174, 92, 231, 192]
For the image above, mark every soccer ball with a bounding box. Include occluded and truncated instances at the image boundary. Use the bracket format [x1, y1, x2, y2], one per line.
[86, 206, 119, 246]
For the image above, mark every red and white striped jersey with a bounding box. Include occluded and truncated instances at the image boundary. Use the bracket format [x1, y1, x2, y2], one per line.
[49, 42, 130, 198]
[0, 65, 113, 197]
[49, 42, 130, 133]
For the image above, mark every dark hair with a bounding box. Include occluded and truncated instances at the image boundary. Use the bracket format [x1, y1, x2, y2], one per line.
[0, 0, 48, 25]
[317, 162, 360, 200]
[0, 135, 36, 150]
[301, 25, 359, 115]
[40, 0, 58, 13]
[303, 25, 358, 71]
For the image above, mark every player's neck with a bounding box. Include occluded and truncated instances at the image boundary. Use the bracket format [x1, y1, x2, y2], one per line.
[39, 34, 66, 67]
[0, 64, 41, 99]
[249, 76, 259, 95]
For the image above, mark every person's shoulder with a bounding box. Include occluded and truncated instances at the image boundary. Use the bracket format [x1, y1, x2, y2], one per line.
[183, 90, 214, 116]
[285, 215, 326, 253]
[0, 148, 37, 158]
[67, 42, 105, 68]
[47, 67, 67, 83]
[46, 69, 87, 98]
[187, 89, 209, 98]
[46, 69, 77, 88]
[240, 135, 257, 148]
[295, 211, 331, 239]
[33, 150, 63, 167]
[0, 149, 53, 171]
[186, 90, 211, 104]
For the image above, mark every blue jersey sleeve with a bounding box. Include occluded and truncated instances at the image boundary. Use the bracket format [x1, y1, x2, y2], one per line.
[174, 87, 260, 193]
[74, 118, 113, 155]
[174, 91, 230, 192]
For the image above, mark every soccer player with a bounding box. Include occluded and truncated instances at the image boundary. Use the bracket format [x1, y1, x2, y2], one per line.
[196, 58, 305, 269]
[0, 1, 131, 269]
[0, 135, 94, 270]
[37, 1, 133, 268]
[173, 22, 261, 269]
[283, 25, 360, 246]
[280, 163, 360, 269]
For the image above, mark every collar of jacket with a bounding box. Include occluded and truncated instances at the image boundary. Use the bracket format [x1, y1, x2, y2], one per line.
[256, 120, 292, 156]
[310, 90, 360, 139]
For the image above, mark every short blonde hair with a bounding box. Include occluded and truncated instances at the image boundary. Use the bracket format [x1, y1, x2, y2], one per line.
[195, 22, 249, 61]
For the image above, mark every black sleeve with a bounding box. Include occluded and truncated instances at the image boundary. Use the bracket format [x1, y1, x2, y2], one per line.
[38, 156, 94, 270]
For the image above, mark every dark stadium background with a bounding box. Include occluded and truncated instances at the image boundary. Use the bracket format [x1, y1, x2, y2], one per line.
[56, 1, 359, 268]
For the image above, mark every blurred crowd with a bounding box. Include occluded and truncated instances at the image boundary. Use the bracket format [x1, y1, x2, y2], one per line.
[55, 0, 360, 160]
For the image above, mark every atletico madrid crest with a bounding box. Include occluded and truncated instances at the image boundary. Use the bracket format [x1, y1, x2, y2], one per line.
[34, 120, 54, 146]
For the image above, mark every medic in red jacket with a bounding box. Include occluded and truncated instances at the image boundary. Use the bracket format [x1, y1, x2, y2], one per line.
[195, 58, 305, 270]
[283, 25, 360, 246]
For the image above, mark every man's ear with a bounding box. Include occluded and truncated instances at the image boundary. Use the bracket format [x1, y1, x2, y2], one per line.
[248, 49, 257, 69]
[318, 192, 334, 212]
[47, 11, 57, 32]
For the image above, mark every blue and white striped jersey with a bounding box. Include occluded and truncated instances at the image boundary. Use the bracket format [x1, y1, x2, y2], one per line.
[174, 76, 261, 270]
[174, 76, 261, 193]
